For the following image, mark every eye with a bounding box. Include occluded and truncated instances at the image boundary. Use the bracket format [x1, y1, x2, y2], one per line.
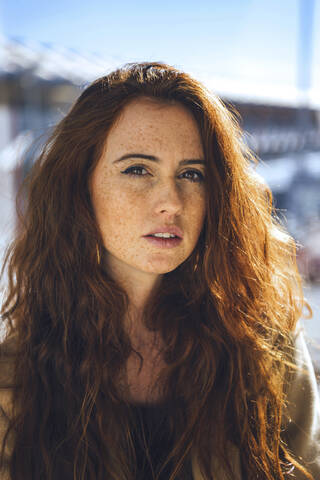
[180, 170, 204, 183]
[120, 165, 204, 183]
[121, 165, 149, 177]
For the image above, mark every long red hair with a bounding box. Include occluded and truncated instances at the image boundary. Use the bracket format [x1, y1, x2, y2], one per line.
[0, 62, 312, 479]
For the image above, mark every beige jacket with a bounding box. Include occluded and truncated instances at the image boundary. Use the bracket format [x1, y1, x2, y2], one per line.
[192, 327, 320, 479]
[1, 328, 320, 479]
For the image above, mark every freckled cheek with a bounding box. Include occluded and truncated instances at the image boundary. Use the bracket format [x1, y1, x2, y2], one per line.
[187, 194, 206, 238]
[95, 186, 145, 237]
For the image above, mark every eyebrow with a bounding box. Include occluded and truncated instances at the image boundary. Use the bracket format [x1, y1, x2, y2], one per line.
[113, 153, 205, 166]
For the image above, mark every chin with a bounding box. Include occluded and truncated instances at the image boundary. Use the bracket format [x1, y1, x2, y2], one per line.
[142, 261, 183, 275]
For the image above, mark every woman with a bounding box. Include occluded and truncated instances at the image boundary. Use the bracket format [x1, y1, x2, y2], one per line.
[0, 62, 319, 479]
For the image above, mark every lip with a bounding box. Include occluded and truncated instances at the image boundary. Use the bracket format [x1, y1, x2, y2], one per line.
[143, 236, 182, 248]
[143, 225, 183, 239]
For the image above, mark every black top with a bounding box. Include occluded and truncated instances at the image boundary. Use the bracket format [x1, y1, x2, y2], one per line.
[130, 402, 193, 479]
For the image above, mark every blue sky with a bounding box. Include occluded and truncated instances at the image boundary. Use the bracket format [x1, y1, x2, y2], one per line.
[1, 0, 319, 105]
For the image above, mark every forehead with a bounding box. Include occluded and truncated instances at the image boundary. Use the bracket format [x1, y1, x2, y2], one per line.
[104, 96, 203, 154]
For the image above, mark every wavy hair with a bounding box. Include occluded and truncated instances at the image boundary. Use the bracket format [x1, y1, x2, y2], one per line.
[0, 62, 313, 479]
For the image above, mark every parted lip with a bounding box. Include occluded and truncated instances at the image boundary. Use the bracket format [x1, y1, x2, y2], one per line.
[143, 226, 183, 238]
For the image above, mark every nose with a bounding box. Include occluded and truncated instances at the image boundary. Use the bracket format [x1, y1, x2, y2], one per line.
[153, 178, 183, 216]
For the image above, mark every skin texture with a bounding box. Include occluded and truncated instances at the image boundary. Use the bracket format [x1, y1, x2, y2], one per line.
[90, 97, 207, 403]
[90, 96, 206, 311]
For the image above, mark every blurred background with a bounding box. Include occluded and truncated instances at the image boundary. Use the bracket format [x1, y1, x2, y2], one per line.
[0, 0, 319, 373]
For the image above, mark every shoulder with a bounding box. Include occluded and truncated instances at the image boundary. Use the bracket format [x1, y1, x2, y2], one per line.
[284, 325, 320, 428]
[282, 324, 320, 478]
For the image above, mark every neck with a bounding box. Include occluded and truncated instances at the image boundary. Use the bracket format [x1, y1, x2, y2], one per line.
[115, 268, 162, 314]
[101, 248, 163, 332]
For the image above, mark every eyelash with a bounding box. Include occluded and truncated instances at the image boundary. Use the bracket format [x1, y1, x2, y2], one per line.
[120, 165, 204, 183]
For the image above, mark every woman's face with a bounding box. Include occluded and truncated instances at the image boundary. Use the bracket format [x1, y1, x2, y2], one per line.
[90, 96, 206, 282]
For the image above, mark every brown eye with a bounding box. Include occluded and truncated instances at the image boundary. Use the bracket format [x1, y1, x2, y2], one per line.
[180, 170, 204, 183]
[121, 166, 149, 176]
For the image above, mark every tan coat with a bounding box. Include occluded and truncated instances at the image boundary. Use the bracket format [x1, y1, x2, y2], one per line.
[1, 328, 320, 479]
[192, 327, 320, 479]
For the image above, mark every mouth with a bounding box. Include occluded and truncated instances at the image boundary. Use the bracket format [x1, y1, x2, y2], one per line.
[144, 226, 183, 239]
[143, 235, 182, 249]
